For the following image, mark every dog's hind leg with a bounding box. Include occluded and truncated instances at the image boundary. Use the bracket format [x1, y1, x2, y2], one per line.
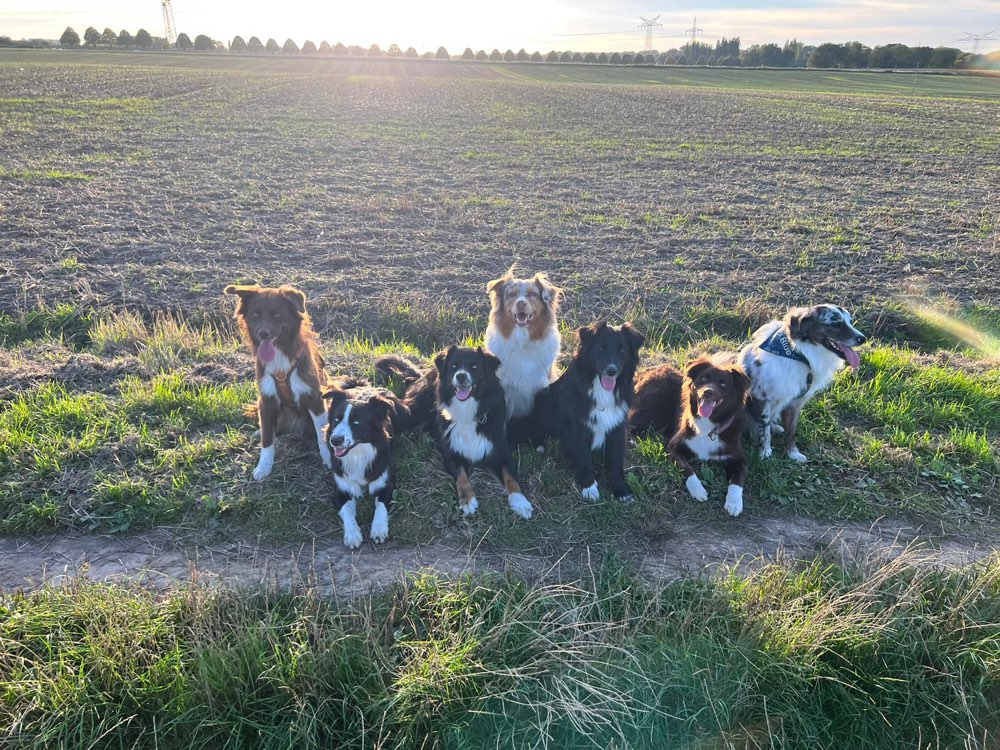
[749, 397, 773, 458]
[781, 405, 807, 462]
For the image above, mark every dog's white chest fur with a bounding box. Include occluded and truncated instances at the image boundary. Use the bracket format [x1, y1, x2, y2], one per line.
[588, 377, 627, 450]
[686, 417, 728, 461]
[486, 325, 559, 419]
[741, 322, 845, 409]
[441, 396, 493, 462]
[259, 349, 312, 405]
[334, 443, 377, 497]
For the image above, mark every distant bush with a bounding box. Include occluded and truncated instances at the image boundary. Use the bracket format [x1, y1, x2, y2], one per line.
[135, 29, 152, 49]
[60, 26, 80, 48]
[117, 29, 133, 48]
[368, 43, 381, 57]
[435, 46, 449, 59]
[503, 49, 515, 62]
[282, 38, 299, 54]
[319, 40, 332, 55]
[265, 38, 279, 54]
[462, 47, 474, 60]
[248, 36, 263, 53]
[546, 50, 558, 62]
[302, 40, 317, 54]
[84, 27, 99, 47]
[176, 33, 192, 51]
[194, 34, 214, 52]
[476, 49, 487, 61]
[530, 51, 541, 62]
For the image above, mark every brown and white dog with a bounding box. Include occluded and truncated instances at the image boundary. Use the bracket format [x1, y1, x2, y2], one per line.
[484, 269, 562, 421]
[225, 284, 332, 480]
[738, 304, 866, 462]
[630, 354, 752, 516]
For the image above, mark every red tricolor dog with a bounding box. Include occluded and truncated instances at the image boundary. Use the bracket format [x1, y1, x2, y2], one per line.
[225, 284, 331, 479]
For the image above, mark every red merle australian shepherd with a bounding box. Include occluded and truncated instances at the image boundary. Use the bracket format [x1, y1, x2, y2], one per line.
[631, 354, 752, 517]
[375, 346, 534, 520]
[323, 376, 410, 549]
[225, 284, 331, 480]
[532, 321, 644, 502]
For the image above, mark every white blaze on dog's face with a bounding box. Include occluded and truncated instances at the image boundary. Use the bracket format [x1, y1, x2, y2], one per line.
[487, 272, 560, 328]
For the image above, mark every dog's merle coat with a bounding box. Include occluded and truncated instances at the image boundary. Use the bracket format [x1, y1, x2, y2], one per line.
[324, 377, 410, 549]
[739, 304, 866, 462]
[631, 355, 751, 517]
[532, 321, 644, 502]
[375, 347, 533, 519]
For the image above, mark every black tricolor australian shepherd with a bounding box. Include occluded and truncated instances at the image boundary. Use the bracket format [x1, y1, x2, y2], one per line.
[532, 321, 644, 502]
[375, 347, 534, 519]
[630, 354, 751, 517]
[324, 376, 410, 549]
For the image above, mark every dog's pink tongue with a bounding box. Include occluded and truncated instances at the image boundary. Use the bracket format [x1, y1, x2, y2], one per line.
[839, 343, 861, 368]
[334, 446, 348, 458]
[600, 375, 616, 392]
[258, 339, 276, 363]
[699, 400, 716, 419]
[456, 386, 472, 401]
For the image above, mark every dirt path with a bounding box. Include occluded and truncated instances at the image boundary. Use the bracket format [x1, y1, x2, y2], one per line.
[1, 517, 996, 594]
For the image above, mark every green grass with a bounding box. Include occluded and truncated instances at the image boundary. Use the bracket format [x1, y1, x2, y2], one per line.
[2, 305, 998, 537]
[1, 550, 998, 748]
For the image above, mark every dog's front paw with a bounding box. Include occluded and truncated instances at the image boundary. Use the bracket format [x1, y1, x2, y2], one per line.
[370, 502, 389, 543]
[770, 423, 785, 434]
[535, 444, 545, 454]
[724, 484, 744, 517]
[685, 475, 709, 502]
[507, 492, 533, 519]
[616, 494, 635, 504]
[787, 449, 808, 463]
[461, 496, 479, 516]
[252, 447, 274, 481]
[580, 482, 600, 501]
[343, 526, 363, 549]
[759, 445, 773, 459]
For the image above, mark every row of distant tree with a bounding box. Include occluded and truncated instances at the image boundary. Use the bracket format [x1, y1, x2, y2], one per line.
[45, 26, 996, 69]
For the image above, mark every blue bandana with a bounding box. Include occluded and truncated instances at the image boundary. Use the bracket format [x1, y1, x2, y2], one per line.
[759, 329, 813, 399]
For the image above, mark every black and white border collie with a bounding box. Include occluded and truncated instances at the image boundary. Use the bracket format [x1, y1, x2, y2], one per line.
[631, 355, 752, 517]
[484, 269, 562, 421]
[533, 321, 644, 502]
[739, 304, 867, 462]
[375, 347, 533, 520]
[324, 377, 410, 549]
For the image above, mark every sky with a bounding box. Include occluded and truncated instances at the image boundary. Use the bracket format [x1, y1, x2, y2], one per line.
[1, 1, 997, 55]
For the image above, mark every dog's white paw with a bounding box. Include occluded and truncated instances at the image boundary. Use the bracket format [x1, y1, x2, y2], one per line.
[686, 474, 709, 502]
[617, 494, 635, 504]
[343, 526, 363, 549]
[507, 492, 533, 519]
[724, 484, 744, 517]
[370, 501, 389, 543]
[760, 445, 773, 459]
[580, 482, 600, 501]
[787, 449, 809, 463]
[770, 423, 785, 434]
[252, 446, 274, 481]
[535, 445, 545, 454]
[319, 447, 333, 470]
[461, 496, 479, 516]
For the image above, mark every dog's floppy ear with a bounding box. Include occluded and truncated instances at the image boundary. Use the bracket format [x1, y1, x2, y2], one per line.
[729, 365, 752, 399]
[279, 286, 307, 314]
[478, 347, 502, 374]
[684, 356, 713, 381]
[785, 306, 816, 342]
[322, 388, 348, 409]
[532, 273, 562, 308]
[367, 393, 395, 419]
[434, 347, 454, 375]
[621, 322, 645, 356]
[224, 284, 259, 300]
[577, 321, 602, 346]
[486, 269, 514, 299]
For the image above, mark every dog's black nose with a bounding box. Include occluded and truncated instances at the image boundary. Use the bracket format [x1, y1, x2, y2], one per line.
[258, 330, 272, 340]
[329, 434, 344, 447]
[605, 365, 619, 377]
[455, 371, 471, 385]
[856, 333, 868, 345]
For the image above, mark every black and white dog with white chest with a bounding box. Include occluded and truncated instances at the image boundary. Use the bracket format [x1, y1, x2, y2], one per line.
[533, 321, 644, 502]
[324, 377, 410, 549]
[375, 346, 534, 520]
[739, 303, 867, 462]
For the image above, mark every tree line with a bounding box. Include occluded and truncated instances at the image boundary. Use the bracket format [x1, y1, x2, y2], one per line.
[51, 26, 995, 70]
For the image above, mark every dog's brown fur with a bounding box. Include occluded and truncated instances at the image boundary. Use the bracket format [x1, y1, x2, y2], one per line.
[225, 284, 332, 478]
[631, 354, 752, 515]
